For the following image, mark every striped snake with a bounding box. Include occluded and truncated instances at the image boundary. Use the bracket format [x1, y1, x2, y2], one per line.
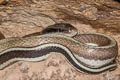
[0, 23, 118, 74]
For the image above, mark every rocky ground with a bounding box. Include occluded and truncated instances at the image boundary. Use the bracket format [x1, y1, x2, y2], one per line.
[0, 0, 119, 80]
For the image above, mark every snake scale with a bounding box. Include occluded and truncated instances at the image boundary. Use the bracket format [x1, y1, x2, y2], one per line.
[0, 23, 118, 74]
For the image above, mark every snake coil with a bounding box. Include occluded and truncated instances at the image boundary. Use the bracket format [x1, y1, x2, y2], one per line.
[0, 23, 118, 74]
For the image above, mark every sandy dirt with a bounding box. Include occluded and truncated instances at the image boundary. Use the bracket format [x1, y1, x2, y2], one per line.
[0, 0, 119, 80]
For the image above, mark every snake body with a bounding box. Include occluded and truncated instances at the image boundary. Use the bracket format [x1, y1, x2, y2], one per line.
[0, 23, 118, 74]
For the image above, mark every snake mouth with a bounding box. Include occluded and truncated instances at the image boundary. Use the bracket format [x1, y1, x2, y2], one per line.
[73, 33, 116, 48]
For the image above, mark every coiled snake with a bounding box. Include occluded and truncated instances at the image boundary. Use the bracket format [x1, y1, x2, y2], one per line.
[0, 23, 118, 74]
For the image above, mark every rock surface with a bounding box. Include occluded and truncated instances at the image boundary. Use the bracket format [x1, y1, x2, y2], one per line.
[0, 0, 120, 80]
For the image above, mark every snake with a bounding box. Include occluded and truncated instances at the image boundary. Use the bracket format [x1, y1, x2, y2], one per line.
[0, 23, 118, 74]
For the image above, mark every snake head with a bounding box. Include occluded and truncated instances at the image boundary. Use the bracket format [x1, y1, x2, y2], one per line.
[42, 23, 78, 37]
